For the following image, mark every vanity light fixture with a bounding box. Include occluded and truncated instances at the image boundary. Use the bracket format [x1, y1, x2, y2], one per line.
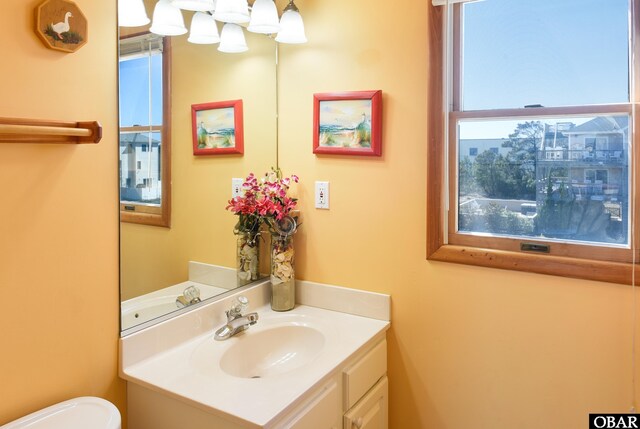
[214, 0, 251, 23]
[118, 0, 150, 27]
[218, 22, 249, 52]
[149, 0, 188, 36]
[188, 11, 221, 44]
[247, 0, 280, 34]
[133, 0, 307, 51]
[171, 0, 216, 11]
[275, 0, 306, 44]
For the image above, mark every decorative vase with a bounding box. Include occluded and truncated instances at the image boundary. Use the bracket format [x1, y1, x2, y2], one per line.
[236, 229, 260, 286]
[270, 232, 295, 311]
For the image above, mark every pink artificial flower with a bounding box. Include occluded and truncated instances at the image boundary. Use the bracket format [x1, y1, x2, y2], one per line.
[226, 169, 299, 222]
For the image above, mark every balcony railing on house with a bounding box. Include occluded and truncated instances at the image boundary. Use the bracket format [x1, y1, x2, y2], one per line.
[537, 149, 625, 163]
[535, 179, 623, 221]
[538, 178, 620, 198]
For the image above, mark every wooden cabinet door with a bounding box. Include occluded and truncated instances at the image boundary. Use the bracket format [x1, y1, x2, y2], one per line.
[343, 376, 388, 429]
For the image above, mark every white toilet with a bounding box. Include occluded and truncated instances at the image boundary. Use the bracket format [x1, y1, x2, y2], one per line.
[0, 397, 121, 429]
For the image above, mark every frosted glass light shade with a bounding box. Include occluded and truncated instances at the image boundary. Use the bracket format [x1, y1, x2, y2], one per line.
[247, 0, 280, 34]
[275, 8, 307, 44]
[150, 0, 188, 35]
[218, 23, 248, 53]
[171, 0, 215, 12]
[118, 0, 150, 27]
[213, 0, 250, 24]
[188, 12, 220, 44]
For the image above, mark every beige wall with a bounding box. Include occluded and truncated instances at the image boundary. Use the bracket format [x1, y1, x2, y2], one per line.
[0, 0, 124, 425]
[120, 28, 277, 300]
[277, 1, 640, 428]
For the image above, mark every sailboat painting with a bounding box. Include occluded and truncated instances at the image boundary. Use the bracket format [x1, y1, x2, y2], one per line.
[191, 99, 244, 155]
[313, 90, 382, 156]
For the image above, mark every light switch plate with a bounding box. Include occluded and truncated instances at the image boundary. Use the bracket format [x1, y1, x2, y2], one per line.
[315, 181, 330, 209]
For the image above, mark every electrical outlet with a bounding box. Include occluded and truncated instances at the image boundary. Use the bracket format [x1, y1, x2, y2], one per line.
[315, 181, 330, 209]
[232, 178, 244, 198]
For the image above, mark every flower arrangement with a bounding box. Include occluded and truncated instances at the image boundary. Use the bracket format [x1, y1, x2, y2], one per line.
[227, 168, 299, 308]
[226, 167, 299, 233]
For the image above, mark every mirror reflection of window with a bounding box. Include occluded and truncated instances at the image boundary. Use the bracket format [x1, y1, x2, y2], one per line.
[119, 34, 171, 227]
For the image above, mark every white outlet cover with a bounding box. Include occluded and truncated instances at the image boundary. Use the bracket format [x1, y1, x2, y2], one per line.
[315, 181, 329, 209]
[232, 178, 244, 198]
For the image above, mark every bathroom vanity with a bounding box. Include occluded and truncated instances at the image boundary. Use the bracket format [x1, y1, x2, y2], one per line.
[120, 281, 390, 429]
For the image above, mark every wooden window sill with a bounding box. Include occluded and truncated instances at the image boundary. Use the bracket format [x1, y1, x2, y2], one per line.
[428, 244, 636, 285]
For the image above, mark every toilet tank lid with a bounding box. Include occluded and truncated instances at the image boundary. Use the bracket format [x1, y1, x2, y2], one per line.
[1, 397, 121, 429]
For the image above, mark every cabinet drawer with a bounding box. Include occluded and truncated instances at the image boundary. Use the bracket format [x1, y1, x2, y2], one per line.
[287, 380, 341, 429]
[344, 376, 388, 429]
[343, 339, 387, 410]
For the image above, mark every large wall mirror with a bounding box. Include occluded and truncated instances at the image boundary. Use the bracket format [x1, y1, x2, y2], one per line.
[118, 0, 279, 334]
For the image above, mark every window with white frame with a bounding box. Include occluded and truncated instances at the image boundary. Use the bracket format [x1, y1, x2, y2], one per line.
[119, 34, 171, 227]
[427, 0, 637, 283]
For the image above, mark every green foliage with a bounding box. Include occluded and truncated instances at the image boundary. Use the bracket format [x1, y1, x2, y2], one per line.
[484, 203, 533, 234]
[472, 151, 518, 198]
[458, 156, 477, 196]
[355, 122, 371, 146]
[221, 135, 232, 147]
[467, 121, 542, 200]
[536, 179, 579, 237]
[459, 202, 534, 235]
[44, 25, 83, 45]
[501, 121, 542, 199]
[63, 31, 83, 44]
[320, 133, 337, 146]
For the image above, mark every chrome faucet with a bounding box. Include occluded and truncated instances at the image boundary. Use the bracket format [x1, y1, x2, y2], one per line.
[176, 285, 201, 309]
[214, 296, 259, 341]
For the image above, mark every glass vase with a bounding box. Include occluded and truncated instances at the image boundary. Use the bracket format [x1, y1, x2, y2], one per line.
[270, 233, 295, 311]
[236, 230, 260, 286]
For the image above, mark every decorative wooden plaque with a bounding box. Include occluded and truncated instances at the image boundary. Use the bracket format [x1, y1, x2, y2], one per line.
[35, 0, 88, 53]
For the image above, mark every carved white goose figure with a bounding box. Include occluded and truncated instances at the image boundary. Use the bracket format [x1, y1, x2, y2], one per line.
[51, 12, 73, 39]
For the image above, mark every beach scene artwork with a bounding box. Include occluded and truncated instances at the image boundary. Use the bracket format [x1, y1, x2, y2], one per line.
[318, 99, 372, 148]
[195, 107, 236, 149]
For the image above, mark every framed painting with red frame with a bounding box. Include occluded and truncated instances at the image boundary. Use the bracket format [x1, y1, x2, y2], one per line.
[313, 90, 382, 156]
[192, 99, 244, 156]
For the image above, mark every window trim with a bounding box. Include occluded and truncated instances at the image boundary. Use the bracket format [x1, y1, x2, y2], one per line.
[426, 2, 640, 284]
[119, 34, 172, 228]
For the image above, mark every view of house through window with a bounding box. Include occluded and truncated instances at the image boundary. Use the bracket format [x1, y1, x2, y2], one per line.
[453, 0, 631, 250]
[119, 34, 165, 216]
[458, 115, 629, 245]
[120, 130, 162, 205]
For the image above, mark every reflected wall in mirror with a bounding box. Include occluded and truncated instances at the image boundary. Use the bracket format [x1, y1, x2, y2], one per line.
[119, 1, 278, 333]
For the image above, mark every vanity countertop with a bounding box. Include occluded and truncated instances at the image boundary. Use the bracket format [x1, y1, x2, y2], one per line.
[120, 287, 390, 428]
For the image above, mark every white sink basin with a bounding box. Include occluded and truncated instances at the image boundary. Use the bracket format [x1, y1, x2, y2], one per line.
[189, 312, 330, 379]
[219, 325, 325, 378]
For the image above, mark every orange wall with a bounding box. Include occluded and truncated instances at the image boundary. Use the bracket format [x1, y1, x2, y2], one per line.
[278, 0, 640, 428]
[1, 0, 639, 428]
[0, 0, 124, 425]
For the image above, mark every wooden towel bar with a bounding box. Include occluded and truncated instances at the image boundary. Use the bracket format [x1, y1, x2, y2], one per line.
[0, 117, 102, 144]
